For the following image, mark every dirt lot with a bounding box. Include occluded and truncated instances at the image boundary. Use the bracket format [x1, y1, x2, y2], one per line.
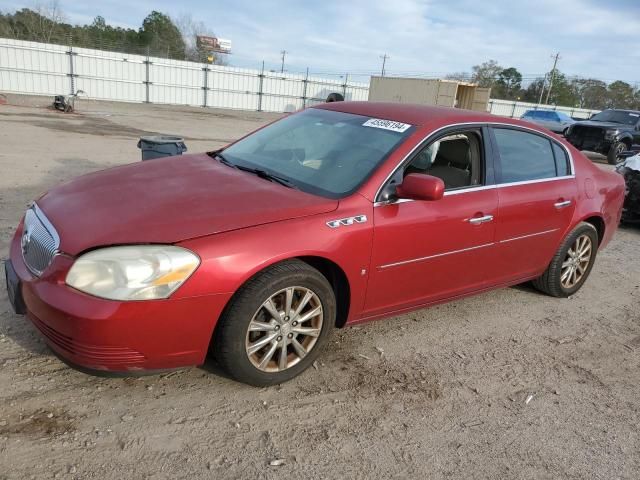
[0, 96, 639, 479]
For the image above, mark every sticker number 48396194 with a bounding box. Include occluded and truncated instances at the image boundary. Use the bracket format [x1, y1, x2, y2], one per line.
[362, 118, 412, 133]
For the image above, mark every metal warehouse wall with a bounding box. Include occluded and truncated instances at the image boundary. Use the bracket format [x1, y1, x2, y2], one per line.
[0, 38, 600, 118]
[0, 38, 369, 112]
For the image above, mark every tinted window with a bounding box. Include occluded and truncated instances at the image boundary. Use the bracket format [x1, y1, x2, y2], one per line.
[404, 131, 482, 190]
[493, 128, 557, 183]
[552, 143, 570, 176]
[590, 110, 640, 126]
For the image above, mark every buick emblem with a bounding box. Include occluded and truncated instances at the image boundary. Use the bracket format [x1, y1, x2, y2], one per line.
[21, 228, 32, 255]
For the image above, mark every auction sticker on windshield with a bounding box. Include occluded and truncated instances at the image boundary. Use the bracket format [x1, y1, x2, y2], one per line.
[362, 118, 412, 133]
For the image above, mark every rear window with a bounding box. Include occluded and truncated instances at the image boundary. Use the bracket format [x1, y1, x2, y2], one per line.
[552, 143, 571, 176]
[493, 128, 557, 183]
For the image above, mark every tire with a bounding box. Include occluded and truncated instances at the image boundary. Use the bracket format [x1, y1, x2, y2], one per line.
[607, 141, 627, 165]
[532, 222, 599, 298]
[213, 260, 335, 386]
[326, 92, 344, 103]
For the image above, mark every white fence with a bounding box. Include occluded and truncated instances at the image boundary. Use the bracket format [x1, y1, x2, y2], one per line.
[0, 38, 600, 118]
[0, 38, 369, 112]
[488, 98, 599, 119]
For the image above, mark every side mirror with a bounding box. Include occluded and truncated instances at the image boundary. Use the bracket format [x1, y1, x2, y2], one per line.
[396, 174, 445, 201]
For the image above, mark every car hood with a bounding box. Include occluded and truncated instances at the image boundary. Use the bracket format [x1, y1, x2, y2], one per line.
[573, 120, 632, 130]
[37, 153, 339, 255]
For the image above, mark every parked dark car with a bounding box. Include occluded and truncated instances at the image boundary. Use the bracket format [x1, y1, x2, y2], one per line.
[616, 155, 640, 224]
[565, 109, 640, 164]
[521, 109, 575, 135]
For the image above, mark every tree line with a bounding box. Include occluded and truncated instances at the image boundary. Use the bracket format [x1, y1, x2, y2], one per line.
[447, 60, 640, 111]
[0, 5, 226, 63]
[1, 6, 638, 111]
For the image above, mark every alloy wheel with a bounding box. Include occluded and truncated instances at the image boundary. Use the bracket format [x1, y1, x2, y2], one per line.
[560, 234, 592, 289]
[245, 286, 323, 372]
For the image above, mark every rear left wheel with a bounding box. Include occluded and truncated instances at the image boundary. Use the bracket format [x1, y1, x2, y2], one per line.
[213, 260, 335, 386]
[532, 222, 598, 297]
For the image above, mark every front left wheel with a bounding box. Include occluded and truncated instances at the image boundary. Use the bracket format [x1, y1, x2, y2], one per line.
[607, 141, 627, 165]
[213, 260, 335, 386]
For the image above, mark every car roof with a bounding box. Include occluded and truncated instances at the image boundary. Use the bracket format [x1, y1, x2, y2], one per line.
[602, 109, 640, 114]
[313, 101, 507, 127]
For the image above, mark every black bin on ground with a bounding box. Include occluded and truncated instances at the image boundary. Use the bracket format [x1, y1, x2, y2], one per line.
[137, 135, 187, 161]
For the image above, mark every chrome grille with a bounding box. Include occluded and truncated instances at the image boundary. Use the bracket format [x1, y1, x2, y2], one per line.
[21, 204, 60, 276]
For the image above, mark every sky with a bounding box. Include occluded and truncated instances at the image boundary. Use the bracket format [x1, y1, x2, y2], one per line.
[4, 0, 640, 84]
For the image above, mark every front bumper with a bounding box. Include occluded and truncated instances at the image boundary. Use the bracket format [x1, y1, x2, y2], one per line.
[8, 227, 232, 372]
[567, 136, 612, 154]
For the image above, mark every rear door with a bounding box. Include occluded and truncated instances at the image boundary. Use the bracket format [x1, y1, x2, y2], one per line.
[489, 127, 577, 284]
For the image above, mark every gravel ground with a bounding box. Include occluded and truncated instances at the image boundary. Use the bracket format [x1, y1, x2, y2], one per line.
[0, 96, 638, 479]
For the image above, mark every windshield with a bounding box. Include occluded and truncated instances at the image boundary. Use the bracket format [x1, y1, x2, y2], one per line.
[221, 108, 414, 198]
[590, 110, 640, 125]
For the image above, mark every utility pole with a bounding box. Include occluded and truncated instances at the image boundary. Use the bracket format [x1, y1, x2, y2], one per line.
[380, 54, 390, 77]
[544, 52, 561, 105]
[537, 73, 547, 106]
[280, 50, 287, 73]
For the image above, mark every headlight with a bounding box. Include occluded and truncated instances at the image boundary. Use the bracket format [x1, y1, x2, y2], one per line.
[604, 129, 619, 140]
[66, 245, 200, 301]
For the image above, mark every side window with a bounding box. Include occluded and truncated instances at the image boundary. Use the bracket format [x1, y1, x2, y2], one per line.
[403, 131, 483, 190]
[493, 128, 557, 183]
[552, 142, 571, 176]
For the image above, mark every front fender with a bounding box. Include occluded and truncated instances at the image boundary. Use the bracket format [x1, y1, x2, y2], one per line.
[616, 132, 634, 146]
[174, 196, 374, 324]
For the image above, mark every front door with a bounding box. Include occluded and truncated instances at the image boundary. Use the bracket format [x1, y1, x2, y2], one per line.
[363, 127, 499, 317]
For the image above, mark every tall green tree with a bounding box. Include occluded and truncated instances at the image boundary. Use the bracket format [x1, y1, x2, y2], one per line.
[493, 67, 523, 100]
[607, 81, 636, 109]
[544, 72, 578, 106]
[522, 78, 546, 104]
[570, 78, 609, 109]
[471, 60, 503, 88]
[138, 11, 185, 59]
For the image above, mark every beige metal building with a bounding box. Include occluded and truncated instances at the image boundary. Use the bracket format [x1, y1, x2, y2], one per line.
[368, 76, 491, 112]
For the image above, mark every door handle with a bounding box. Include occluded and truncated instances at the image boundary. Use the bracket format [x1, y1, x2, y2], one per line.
[554, 200, 572, 209]
[467, 215, 494, 225]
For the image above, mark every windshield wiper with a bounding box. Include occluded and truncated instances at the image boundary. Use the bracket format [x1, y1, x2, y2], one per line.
[208, 150, 237, 169]
[235, 165, 299, 189]
[207, 150, 297, 189]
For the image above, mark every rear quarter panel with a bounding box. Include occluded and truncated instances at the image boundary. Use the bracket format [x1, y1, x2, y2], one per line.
[567, 145, 625, 248]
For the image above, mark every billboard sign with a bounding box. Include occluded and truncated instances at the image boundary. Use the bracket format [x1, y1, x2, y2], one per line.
[197, 36, 232, 54]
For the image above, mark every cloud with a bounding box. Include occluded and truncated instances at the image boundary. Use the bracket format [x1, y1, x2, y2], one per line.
[4, 0, 639, 83]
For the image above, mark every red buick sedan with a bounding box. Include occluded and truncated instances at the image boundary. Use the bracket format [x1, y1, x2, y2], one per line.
[5, 102, 625, 386]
